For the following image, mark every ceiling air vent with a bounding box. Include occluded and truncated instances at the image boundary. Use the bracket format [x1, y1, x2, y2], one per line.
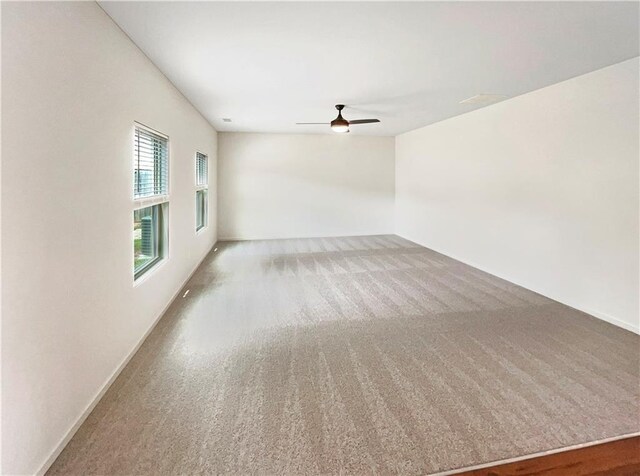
[222, 118, 232, 123]
[459, 94, 508, 105]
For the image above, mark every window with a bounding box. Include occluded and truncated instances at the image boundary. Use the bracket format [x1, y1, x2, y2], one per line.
[134, 125, 168, 198]
[196, 190, 207, 231]
[195, 152, 208, 231]
[133, 204, 167, 279]
[196, 151, 208, 187]
[133, 123, 169, 280]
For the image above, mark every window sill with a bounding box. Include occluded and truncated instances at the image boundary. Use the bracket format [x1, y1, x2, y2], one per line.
[133, 195, 169, 210]
[133, 257, 168, 287]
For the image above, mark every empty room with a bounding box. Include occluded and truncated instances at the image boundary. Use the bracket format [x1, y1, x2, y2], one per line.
[2, 1, 639, 475]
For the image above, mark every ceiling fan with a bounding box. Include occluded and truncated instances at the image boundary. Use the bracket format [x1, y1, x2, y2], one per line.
[296, 105, 380, 133]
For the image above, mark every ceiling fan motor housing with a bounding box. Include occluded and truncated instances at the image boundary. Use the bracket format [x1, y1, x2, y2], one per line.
[331, 104, 349, 131]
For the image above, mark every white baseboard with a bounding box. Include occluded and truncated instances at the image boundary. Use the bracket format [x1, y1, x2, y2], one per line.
[584, 308, 640, 334]
[217, 232, 395, 242]
[36, 242, 219, 476]
[34, 233, 637, 474]
[397, 233, 639, 335]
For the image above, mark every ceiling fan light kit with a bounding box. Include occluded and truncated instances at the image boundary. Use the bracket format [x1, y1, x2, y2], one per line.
[298, 104, 380, 133]
[331, 122, 350, 133]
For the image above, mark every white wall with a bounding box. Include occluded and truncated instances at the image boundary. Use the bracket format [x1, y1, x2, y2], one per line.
[1, 3, 217, 474]
[218, 133, 395, 240]
[396, 58, 639, 333]
[2, 4, 636, 473]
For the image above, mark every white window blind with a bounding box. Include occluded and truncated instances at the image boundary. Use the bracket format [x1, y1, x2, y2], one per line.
[134, 125, 168, 199]
[196, 152, 208, 187]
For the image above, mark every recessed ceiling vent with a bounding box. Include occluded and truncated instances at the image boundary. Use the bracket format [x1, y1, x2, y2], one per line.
[222, 118, 232, 123]
[459, 94, 508, 105]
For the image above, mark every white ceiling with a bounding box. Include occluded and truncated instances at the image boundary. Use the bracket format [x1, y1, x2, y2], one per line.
[100, 1, 639, 136]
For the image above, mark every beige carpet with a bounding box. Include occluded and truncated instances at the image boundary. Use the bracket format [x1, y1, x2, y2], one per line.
[49, 235, 639, 475]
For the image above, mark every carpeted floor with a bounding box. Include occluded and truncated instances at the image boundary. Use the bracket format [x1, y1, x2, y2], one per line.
[48, 235, 640, 475]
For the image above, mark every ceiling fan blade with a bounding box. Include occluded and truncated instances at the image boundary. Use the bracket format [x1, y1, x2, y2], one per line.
[296, 122, 329, 125]
[348, 119, 380, 125]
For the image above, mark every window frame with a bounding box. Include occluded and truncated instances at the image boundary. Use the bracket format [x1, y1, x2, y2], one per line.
[133, 202, 168, 281]
[133, 122, 170, 282]
[195, 151, 208, 233]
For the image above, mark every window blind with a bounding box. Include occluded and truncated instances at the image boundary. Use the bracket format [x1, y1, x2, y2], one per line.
[196, 152, 208, 186]
[134, 126, 168, 198]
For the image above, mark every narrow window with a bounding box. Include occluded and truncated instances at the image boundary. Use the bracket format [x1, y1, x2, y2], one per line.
[133, 124, 169, 280]
[195, 152, 208, 232]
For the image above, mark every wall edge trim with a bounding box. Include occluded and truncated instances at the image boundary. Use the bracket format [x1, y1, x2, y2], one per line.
[217, 232, 397, 242]
[35, 241, 219, 476]
[396, 233, 639, 335]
